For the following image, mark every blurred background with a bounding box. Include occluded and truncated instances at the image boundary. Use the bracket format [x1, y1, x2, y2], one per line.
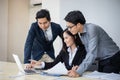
[0, 0, 120, 63]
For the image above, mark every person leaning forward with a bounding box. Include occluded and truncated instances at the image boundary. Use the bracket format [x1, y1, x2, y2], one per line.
[24, 9, 63, 64]
[64, 10, 120, 77]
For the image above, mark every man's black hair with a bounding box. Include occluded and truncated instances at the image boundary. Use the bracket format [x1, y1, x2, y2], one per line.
[64, 10, 86, 25]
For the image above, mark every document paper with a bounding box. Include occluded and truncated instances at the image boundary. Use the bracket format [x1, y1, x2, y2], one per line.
[42, 62, 68, 76]
[83, 71, 120, 80]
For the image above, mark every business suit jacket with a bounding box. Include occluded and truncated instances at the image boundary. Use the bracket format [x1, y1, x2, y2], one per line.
[44, 46, 87, 70]
[24, 22, 63, 63]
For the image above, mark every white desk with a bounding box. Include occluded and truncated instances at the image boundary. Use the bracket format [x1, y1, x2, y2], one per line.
[0, 61, 101, 80]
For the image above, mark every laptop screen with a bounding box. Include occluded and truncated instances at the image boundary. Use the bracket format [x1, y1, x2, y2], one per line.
[12, 54, 25, 73]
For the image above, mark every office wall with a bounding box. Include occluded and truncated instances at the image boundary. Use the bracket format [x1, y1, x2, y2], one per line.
[7, 0, 29, 62]
[0, 0, 29, 62]
[0, 0, 8, 61]
[29, 5, 42, 27]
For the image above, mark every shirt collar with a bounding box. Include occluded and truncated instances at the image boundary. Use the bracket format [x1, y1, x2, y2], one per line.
[47, 24, 51, 31]
[44, 24, 51, 31]
[67, 46, 78, 54]
[79, 24, 87, 36]
[82, 24, 87, 33]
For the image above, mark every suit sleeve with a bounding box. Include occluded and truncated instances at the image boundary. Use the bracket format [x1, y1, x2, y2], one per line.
[44, 51, 64, 69]
[76, 26, 98, 75]
[24, 23, 36, 63]
[57, 24, 63, 38]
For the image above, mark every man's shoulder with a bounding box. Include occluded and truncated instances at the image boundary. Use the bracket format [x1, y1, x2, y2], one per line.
[31, 22, 38, 26]
[84, 23, 101, 35]
[85, 23, 101, 30]
[30, 22, 39, 29]
[85, 23, 98, 27]
[51, 22, 63, 30]
[51, 22, 60, 26]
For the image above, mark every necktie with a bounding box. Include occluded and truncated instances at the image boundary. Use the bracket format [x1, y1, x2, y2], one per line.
[44, 30, 49, 41]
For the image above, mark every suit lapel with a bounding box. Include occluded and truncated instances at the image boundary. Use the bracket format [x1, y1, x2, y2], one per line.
[51, 25, 55, 40]
[71, 49, 80, 65]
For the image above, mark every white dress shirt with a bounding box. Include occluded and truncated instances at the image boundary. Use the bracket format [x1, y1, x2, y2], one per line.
[44, 25, 53, 41]
[67, 47, 77, 66]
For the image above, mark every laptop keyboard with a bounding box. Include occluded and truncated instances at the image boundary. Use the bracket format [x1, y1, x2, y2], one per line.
[24, 69, 36, 73]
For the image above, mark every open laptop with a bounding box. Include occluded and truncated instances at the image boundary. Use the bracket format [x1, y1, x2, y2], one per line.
[12, 54, 42, 75]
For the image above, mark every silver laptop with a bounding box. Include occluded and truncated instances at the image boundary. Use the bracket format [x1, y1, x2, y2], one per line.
[12, 54, 42, 74]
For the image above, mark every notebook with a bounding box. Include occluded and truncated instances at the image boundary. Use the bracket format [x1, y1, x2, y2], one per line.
[12, 54, 42, 75]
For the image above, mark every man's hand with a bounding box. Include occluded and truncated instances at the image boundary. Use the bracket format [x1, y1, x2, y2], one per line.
[72, 65, 78, 71]
[25, 63, 33, 70]
[25, 60, 42, 69]
[68, 70, 80, 77]
[67, 65, 80, 77]
[30, 60, 42, 68]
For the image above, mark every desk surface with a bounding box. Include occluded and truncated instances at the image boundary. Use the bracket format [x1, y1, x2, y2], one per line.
[0, 61, 101, 80]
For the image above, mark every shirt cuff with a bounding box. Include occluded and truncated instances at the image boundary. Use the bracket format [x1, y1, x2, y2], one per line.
[40, 62, 45, 69]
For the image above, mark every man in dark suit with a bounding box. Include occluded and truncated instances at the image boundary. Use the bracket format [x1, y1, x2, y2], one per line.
[24, 9, 63, 64]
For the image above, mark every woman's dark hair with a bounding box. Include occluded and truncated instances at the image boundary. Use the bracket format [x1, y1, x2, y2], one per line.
[36, 9, 51, 21]
[61, 29, 84, 53]
[64, 10, 86, 25]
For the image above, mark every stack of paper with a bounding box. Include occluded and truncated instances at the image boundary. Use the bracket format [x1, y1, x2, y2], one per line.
[83, 71, 120, 80]
[41, 62, 68, 76]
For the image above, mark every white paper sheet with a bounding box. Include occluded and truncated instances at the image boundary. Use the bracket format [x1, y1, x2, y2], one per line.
[83, 71, 120, 80]
[42, 62, 68, 76]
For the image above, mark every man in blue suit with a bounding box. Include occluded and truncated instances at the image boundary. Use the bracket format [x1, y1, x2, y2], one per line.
[24, 9, 63, 64]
